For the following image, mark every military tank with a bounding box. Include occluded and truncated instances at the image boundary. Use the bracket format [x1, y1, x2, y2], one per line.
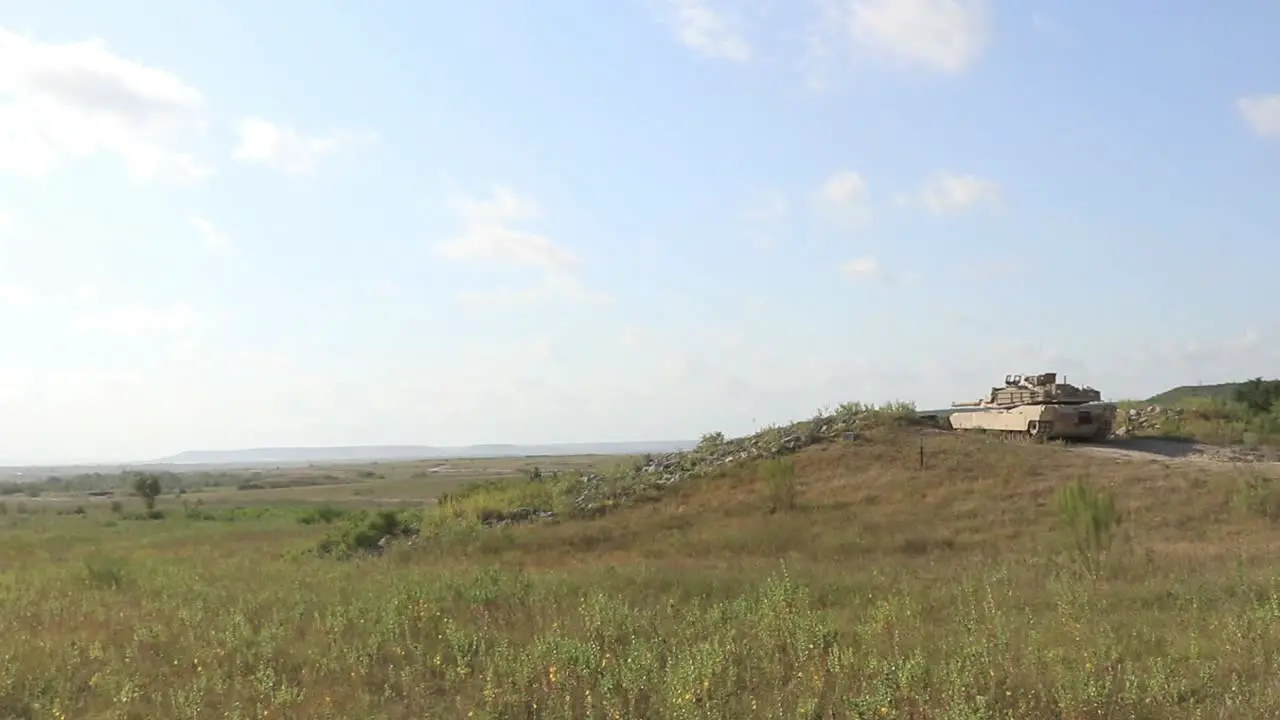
[946, 372, 1116, 442]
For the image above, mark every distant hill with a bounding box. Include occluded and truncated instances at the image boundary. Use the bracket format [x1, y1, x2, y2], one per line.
[145, 441, 697, 467]
[1145, 382, 1244, 405]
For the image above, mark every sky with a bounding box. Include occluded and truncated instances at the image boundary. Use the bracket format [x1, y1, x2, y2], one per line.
[1, 0, 1278, 463]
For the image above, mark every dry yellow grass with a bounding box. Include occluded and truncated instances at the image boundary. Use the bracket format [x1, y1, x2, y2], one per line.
[3, 426, 1280, 718]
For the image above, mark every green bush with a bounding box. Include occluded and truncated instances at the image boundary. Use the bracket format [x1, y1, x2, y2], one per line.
[297, 504, 348, 525]
[131, 472, 163, 511]
[315, 509, 422, 559]
[760, 458, 798, 513]
[1235, 377, 1280, 414]
[1054, 478, 1122, 577]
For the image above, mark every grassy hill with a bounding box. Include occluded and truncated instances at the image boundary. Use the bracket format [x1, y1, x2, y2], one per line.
[1145, 382, 1244, 405]
[1117, 378, 1280, 447]
[4, 405, 1280, 717]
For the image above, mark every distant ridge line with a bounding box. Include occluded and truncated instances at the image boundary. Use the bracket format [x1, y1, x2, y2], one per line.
[145, 440, 698, 466]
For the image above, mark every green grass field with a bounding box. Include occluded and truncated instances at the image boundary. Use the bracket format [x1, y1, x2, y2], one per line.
[4, 411, 1280, 718]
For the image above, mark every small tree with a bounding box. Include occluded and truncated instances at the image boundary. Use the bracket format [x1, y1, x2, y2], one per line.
[697, 431, 726, 453]
[132, 473, 162, 511]
[1055, 478, 1122, 578]
[1235, 377, 1280, 414]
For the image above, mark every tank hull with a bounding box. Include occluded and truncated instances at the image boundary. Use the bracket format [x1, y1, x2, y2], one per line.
[947, 401, 1116, 441]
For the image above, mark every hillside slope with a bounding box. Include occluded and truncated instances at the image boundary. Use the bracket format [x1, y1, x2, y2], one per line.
[341, 422, 1280, 715]
[1120, 378, 1280, 447]
[1146, 382, 1243, 405]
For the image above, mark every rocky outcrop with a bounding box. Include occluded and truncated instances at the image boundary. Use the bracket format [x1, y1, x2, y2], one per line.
[1115, 405, 1182, 437]
[564, 406, 910, 517]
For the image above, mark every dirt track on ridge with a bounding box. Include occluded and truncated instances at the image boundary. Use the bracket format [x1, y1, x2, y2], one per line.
[1075, 437, 1279, 468]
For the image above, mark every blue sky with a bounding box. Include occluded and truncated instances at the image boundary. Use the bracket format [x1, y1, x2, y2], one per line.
[1, 0, 1278, 463]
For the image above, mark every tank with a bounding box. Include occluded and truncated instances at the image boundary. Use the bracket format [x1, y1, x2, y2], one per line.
[946, 372, 1116, 441]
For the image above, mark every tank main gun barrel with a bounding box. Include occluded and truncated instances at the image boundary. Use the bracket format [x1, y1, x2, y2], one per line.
[950, 400, 983, 407]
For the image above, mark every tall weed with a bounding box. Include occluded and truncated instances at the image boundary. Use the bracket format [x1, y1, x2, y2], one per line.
[760, 458, 798, 513]
[1054, 478, 1122, 577]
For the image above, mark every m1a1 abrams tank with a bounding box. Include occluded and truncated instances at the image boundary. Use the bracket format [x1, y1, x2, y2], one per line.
[947, 372, 1116, 442]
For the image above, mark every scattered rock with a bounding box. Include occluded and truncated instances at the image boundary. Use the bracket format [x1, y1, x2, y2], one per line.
[357, 406, 917, 554]
[479, 507, 557, 527]
[564, 406, 913, 516]
[1119, 405, 1182, 436]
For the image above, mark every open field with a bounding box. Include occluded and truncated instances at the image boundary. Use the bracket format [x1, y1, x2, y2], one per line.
[5, 411, 1280, 718]
[0, 454, 639, 509]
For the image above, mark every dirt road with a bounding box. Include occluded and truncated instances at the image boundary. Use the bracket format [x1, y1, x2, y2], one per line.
[1076, 437, 1279, 467]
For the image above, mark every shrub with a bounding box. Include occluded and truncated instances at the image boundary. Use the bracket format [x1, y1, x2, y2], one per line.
[1054, 478, 1122, 577]
[131, 473, 162, 511]
[1235, 377, 1280, 414]
[315, 509, 421, 559]
[82, 555, 130, 590]
[297, 504, 349, 525]
[760, 458, 798, 513]
[698, 431, 726, 452]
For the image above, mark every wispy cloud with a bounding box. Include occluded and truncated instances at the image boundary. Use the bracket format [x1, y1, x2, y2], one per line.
[814, 170, 870, 227]
[917, 171, 1001, 214]
[187, 215, 232, 255]
[232, 117, 377, 175]
[1237, 94, 1280, 139]
[661, 0, 751, 61]
[433, 185, 609, 307]
[803, 0, 988, 88]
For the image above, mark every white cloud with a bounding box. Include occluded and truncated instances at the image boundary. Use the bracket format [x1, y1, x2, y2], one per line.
[434, 185, 609, 307]
[817, 170, 867, 207]
[918, 171, 1001, 214]
[663, 0, 752, 61]
[187, 215, 232, 254]
[79, 302, 205, 337]
[434, 186, 579, 274]
[232, 117, 377, 175]
[841, 256, 881, 281]
[839, 256, 922, 285]
[458, 274, 613, 310]
[0, 284, 38, 310]
[0, 27, 212, 183]
[1237, 94, 1280, 139]
[823, 0, 988, 75]
[815, 170, 871, 227]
